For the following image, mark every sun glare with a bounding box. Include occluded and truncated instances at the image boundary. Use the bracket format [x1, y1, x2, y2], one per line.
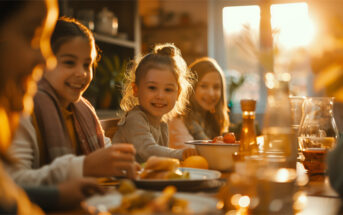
[271, 3, 316, 49]
[223, 3, 315, 49]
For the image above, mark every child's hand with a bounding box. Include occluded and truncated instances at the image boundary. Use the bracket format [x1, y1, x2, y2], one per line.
[83, 144, 137, 179]
[58, 178, 105, 209]
[182, 148, 198, 160]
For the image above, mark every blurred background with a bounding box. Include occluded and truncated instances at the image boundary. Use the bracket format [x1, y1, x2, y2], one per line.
[57, 0, 343, 134]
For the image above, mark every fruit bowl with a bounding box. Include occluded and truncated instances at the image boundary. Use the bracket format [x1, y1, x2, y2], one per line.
[185, 140, 240, 171]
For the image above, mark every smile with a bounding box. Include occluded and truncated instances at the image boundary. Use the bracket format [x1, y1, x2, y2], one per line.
[151, 103, 167, 108]
[202, 99, 217, 105]
[65, 82, 84, 90]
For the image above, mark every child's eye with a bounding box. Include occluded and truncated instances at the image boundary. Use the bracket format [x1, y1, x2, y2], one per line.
[213, 85, 221, 90]
[148, 86, 157, 90]
[199, 84, 208, 89]
[62, 60, 75, 67]
[165, 88, 175, 92]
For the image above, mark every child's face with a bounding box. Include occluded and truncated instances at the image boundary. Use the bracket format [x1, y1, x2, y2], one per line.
[195, 71, 222, 111]
[44, 37, 93, 108]
[134, 68, 179, 120]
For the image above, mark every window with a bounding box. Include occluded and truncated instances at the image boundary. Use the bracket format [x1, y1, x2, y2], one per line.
[209, 0, 315, 114]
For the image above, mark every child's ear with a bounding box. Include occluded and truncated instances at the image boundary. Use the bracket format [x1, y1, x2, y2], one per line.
[132, 83, 138, 97]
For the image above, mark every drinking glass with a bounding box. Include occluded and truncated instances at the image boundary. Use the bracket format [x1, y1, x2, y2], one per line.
[298, 97, 338, 177]
[289, 96, 306, 160]
[289, 96, 306, 134]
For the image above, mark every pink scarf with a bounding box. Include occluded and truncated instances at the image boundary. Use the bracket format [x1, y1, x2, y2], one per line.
[33, 78, 105, 163]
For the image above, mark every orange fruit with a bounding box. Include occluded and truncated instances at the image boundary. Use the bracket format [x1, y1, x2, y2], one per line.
[182, 155, 209, 169]
[223, 132, 236, 143]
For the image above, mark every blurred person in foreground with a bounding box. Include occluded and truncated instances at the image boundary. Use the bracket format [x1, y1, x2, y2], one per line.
[309, 15, 343, 196]
[0, 0, 104, 213]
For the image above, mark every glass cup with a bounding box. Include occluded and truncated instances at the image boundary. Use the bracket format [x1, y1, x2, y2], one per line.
[298, 97, 338, 178]
[289, 96, 306, 135]
[289, 96, 306, 160]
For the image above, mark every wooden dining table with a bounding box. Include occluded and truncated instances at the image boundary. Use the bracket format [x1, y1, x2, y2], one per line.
[47, 164, 342, 215]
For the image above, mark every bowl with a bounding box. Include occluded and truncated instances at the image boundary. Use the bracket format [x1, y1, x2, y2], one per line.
[185, 140, 240, 171]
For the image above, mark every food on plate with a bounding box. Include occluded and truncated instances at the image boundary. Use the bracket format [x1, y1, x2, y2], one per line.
[118, 179, 136, 195]
[111, 182, 189, 214]
[144, 156, 180, 171]
[211, 132, 238, 144]
[139, 156, 189, 180]
[211, 136, 224, 143]
[182, 155, 209, 169]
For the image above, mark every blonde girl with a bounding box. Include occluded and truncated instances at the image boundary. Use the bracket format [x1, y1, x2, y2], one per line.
[169, 57, 229, 148]
[112, 43, 197, 163]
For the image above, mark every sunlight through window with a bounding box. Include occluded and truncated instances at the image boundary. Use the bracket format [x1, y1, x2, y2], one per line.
[222, 2, 313, 112]
[222, 6, 261, 112]
[223, 6, 260, 35]
[271, 3, 315, 49]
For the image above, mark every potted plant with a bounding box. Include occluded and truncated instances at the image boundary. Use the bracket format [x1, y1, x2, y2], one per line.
[84, 54, 127, 110]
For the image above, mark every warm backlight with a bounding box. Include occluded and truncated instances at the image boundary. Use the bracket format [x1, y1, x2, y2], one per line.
[223, 2, 316, 49]
[271, 3, 315, 49]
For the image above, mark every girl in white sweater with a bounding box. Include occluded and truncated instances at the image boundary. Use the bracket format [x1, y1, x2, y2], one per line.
[7, 17, 137, 186]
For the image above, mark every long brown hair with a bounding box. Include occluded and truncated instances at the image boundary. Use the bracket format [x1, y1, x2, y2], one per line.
[187, 57, 229, 135]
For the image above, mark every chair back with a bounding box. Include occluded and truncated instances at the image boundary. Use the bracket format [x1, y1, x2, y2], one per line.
[100, 118, 120, 138]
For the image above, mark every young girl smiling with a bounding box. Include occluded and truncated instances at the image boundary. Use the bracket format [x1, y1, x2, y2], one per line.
[7, 17, 137, 186]
[112, 43, 197, 163]
[169, 57, 230, 148]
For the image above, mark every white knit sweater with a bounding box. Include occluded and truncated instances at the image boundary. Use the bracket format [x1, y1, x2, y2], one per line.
[5, 115, 111, 186]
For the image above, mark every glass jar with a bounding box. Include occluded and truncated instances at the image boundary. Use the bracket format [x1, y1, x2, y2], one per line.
[298, 97, 338, 177]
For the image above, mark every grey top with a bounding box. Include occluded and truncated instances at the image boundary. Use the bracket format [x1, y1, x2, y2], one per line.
[112, 106, 184, 163]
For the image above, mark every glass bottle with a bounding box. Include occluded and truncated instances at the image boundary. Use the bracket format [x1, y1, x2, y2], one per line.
[262, 79, 297, 169]
[240, 99, 259, 157]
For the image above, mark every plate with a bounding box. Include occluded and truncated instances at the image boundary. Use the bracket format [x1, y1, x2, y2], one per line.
[134, 167, 222, 191]
[82, 190, 220, 214]
[185, 139, 240, 146]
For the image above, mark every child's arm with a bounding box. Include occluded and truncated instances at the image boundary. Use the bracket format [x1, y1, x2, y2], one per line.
[6, 116, 86, 185]
[116, 111, 184, 162]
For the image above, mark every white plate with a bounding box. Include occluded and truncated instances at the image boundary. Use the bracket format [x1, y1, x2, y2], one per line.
[185, 140, 240, 146]
[82, 190, 220, 214]
[136, 167, 221, 182]
[134, 167, 221, 191]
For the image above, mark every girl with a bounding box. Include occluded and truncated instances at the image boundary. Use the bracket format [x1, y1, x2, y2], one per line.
[0, 0, 105, 213]
[112, 43, 197, 163]
[6, 17, 137, 186]
[169, 57, 229, 149]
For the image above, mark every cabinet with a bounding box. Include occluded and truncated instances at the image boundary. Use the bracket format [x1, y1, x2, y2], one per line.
[58, 0, 141, 110]
[141, 23, 207, 64]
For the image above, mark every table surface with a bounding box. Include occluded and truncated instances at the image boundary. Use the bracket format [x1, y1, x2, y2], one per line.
[47, 165, 342, 215]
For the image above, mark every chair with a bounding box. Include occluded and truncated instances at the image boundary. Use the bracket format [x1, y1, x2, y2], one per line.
[100, 118, 120, 138]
